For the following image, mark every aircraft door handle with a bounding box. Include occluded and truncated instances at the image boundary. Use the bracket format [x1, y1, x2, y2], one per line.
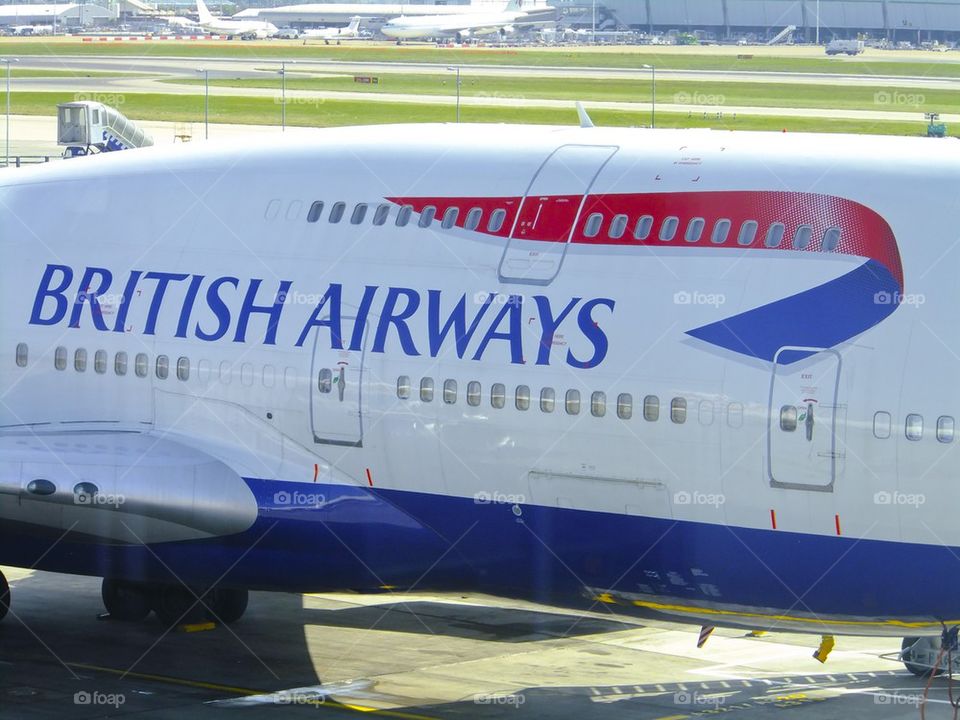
[338, 366, 345, 402]
[805, 402, 814, 442]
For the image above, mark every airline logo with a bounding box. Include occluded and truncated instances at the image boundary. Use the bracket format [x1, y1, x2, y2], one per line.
[28, 266, 615, 369]
[391, 190, 903, 364]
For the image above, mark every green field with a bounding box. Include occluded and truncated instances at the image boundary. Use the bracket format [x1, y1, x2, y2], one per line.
[6, 90, 925, 137]
[4, 38, 960, 77]
[164, 73, 948, 114]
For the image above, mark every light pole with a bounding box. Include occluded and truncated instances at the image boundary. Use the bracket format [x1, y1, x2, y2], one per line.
[816, 0, 820, 45]
[196, 68, 209, 140]
[279, 60, 294, 131]
[642, 63, 655, 128]
[3, 58, 18, 168]
[447, 65, 461, 123]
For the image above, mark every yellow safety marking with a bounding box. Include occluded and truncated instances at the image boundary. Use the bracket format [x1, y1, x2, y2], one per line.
[653, 715, 689, 720]
[813, 635, 835, 664]
[627, 598, 960, 629]
[67, 663, 440, 720]
[748, 630, 767, 637]
[181, 622, 216, 633]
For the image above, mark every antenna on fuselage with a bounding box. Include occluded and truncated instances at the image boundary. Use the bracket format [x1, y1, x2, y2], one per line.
[576, 102, 595, 129]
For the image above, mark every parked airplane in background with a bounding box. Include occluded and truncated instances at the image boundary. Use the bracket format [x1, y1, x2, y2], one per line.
[382, 0, 548, 41]
[301, 17, 362, 40]
[196, 0, 277, 38]
[2, 115, 960, 679]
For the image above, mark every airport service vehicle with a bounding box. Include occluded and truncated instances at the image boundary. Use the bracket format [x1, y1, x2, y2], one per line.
[826, 39, 864, 55]
[195, 0, 277, 39]
[1, 120, 959, 676]
[57, 101, 153, 157]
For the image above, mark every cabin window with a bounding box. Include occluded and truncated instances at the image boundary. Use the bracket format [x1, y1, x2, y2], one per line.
[156, 355, 169, 380]
[906, 414, 923, 441]
[396, 205, 414, 227]
[793, 225, 813, 250]
[491, 383, 506, 409]
[643, 395, 660, 422]
[699, 400, 715, 426]
[465, 207, 483, 231]
[711, 219, 731, 244]
[306, 201, 324, 223]
[938, 416, 955, 443]
[350, 203, 368, 225]
[671, 397, 687, 424]
[617, 393, 633, 420]
[765, 222, 786, 248]
[328, 201, 346, 224]
[488, 209, 507, 233]
[443, 379, 458, 404]
[397, 375, 411, 399]
[738, 220, 758, 246]
[441, 207, 459, 229]
[467, 381, 481, 407]
[780, 405, 798, 432]
[822, 227, 842, 252]
[727, 402, 744, 428]
[584, 213, 604, 238]
[540, 387, 556, 413]
[373, 203, 391, 226]
[635, 215, 654, 240]
[318, 368, 332, 393]
[873, 411, 891, 439]
[135, 353, 148, 378]
[218, 361, 232, 384]
[685, 217, 705, 242]
[55, 346, 67, 371]
[420, 377, 434, 402]
[114, 351, 128, 376]
[176, 357, 190, 381]
[418, 206, 437, 227]
[516, 385, 531, 411]
[94, 350, 107, 374]
[282, 366, 294, 389]
[565, 389, 581, 415]
[74, 348, 87, 373]
[609, 214, 628, 239]
[241, 363, 253, 386]
[15, 343, 27, 368]
[660, 216, 679, 241]
[591, 391, 607, 417]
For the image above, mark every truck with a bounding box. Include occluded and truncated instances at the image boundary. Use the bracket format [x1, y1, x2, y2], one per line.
[826, 39, 864, 55]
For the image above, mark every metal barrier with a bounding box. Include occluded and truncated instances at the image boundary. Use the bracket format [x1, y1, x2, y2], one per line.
[1, 156, 58, 168]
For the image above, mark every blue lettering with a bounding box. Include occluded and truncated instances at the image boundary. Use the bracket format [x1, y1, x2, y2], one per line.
[348, 285, 379, 351]
[175, 274, 205, 339]
[68, 267, 113, 331]
[428, 291, 493, 358]
[143, 272, 189, 336]
[472, 296, 523, 364]
[567, 298, 615, 369]
[234, 279, 293, 345]
[534, 296, 581, 366]
[295, 284, 343, 348]
[372, 287, 421, 356]
[195, 276, 239, 342]
[30, 264, 73, 326]
[112, 270, 143, 333]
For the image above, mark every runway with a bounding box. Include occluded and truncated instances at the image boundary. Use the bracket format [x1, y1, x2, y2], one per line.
[1, 566, 954, 719]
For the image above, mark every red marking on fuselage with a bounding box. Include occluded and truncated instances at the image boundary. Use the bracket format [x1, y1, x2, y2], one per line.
[770, 509, 778, 530]
[366, 468, 373, 487]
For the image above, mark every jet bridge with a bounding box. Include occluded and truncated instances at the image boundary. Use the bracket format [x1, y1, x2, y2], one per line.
[57, 101, 154, 157]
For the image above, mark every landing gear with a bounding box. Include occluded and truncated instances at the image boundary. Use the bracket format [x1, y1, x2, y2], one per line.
[901, 636, 945, 677]
[0, 569, 9, 622]
[100, 578, 249, 626]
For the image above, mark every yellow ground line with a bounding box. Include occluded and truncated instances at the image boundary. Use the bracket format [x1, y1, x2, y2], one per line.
[67, 663, 440, 720]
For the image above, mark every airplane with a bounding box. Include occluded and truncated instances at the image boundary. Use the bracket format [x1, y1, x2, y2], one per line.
[195, 0, 278, 39]
[2, 115, 960, 680]
[300, 17, 362, 41]
[381, 0, 549, 42]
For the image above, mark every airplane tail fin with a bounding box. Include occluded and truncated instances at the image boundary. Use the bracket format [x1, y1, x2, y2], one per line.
[348, 16, 361, 32]
[504, 0, 525, 11]
[196, 0, 214, 24]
